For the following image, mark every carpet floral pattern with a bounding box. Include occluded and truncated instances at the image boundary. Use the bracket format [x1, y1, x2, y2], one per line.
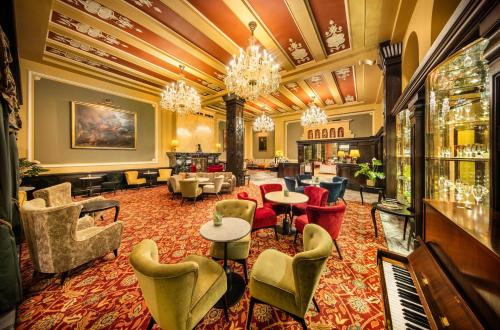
[17, 184, 388, 329]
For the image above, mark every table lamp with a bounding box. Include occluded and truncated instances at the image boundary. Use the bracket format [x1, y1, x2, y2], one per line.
[349, 149, 360, 163]
[171, 139, 179, 151]
[337, 150, 345, 162]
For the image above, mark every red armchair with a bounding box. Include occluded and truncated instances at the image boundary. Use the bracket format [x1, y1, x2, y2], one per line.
[259, 183, 288, 216]
[291, 186, 328, 218]
[294, 204, 346, 259]
[208, 164, 224, 172]
[237, 192, 278, 240]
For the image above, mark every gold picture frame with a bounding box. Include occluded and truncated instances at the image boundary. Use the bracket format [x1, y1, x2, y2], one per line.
[71, 101, 137, 149]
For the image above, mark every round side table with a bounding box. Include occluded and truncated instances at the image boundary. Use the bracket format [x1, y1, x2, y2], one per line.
[265, 191, 309, 235]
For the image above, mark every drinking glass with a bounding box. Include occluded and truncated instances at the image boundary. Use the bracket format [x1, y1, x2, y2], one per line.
[455, 179, 463, 203]
[462, 184, 472, 207]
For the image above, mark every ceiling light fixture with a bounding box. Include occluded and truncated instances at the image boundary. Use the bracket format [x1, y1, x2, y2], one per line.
[253, 112, 275, 133]
[224, 21, 280, 101]
[160, 65, 201, 115]
[300, 96, 328, 127]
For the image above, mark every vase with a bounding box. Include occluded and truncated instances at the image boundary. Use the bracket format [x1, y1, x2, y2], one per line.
[366, 179, 375, 187]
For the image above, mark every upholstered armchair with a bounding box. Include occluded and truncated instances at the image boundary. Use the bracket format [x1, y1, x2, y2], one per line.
[214, 172, 236, 193]
[157, 168, 172, 183]
[124, 171, 146, 188]
[33, 182, 105, 218]
[129, 239, 227, 330]
[319, 181, 342, 205]
[284, 176, 304, 194]
[294, 204, 346, 259]
[237, 192, 278, 240]
[179, 179, 202, 205]
[291, 185, 329, 218]
[210, 200, 256, 282]
[169, 175, 182, 199]
[259, 183, 288, 216]
[20, 199, 123, 283]
[202, 176, 224, 199]
[332, 176, 348, 204]
[247, 224, 333, 329]
[296, 174, 312, 188]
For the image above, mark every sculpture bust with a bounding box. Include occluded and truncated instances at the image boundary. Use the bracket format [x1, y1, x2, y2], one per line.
[196, 144, 202, 153]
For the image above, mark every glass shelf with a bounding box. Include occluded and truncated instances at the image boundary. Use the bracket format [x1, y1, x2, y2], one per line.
[425, 39, 490, 206]
[396, 109, 411, 205]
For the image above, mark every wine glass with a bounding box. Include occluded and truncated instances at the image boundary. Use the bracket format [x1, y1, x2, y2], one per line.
[464, 104, 472, 121]
[462, 183, 472, 208]
[455, 179, 464, 204]
[472, 185, 489, 205]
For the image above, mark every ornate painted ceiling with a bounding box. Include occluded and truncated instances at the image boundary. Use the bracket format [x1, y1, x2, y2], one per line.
[39, 0, 401, 119]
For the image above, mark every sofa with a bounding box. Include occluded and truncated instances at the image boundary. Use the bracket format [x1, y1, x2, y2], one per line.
[186, 172, 236, 193]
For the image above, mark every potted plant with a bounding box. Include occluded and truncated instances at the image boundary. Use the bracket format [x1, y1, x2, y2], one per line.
[18, 158, 48, 185]
[354, 158, 385, 187]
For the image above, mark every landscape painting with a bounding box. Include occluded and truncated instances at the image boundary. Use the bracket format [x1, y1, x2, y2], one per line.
[71, 101, 137, 149]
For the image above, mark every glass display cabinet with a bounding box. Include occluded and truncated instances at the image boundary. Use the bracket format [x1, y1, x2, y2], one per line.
[425, 39, 490, 207]
[396, 109, 412, 204]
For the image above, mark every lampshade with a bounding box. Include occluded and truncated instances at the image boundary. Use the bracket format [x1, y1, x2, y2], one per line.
[275, 150, 284, 157]
[171, 139, 179, 147]
[337, 150, 345, 158]
[350, 149, 360, 158]
[215, 143, 221, 149]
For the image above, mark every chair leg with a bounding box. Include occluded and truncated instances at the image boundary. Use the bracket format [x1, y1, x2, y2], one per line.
[246, 297, 256, 330]
[299, 317, 308, 330]
[60, 271, 68, 285]
[241, 259, 248, 283]
[222, 294, 229, 321]
[146, 316, 155, 330]
[333, 239, 343, 260]
[342, 197, 347, 205]
[403, 217, 409, 240]
[113, 249, 118, 258]
[294, 231, 299, 244]
[312, 297, 320, 313]
[181, 197, 185, 206]
[274, 226, 279, 240]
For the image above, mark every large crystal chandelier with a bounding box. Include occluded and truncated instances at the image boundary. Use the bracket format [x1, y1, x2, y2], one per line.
[160, 65, 201, 115]
[224, 21, 280, 100]
[300, 97, 328, 127]
[253, 112, 275, 132]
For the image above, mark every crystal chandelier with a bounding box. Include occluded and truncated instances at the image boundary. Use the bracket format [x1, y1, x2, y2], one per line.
[160, 65, 201, 115]
[300, 97, 328, 127]
[253, 112, 275, 132]
[224, 21, 280, 101]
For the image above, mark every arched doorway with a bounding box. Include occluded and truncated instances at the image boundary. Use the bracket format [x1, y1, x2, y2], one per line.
[402, 31, 419, 89]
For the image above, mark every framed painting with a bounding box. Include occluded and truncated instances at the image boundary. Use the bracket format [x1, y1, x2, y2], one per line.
[71, 101, 137, 149]
[258, 136, 267, 151]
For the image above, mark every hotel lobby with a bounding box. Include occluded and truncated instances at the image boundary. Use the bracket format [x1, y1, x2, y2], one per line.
[1, 0, 499, 329]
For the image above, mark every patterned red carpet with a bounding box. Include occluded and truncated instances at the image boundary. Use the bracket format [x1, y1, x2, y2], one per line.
[17, 184, 387, 329]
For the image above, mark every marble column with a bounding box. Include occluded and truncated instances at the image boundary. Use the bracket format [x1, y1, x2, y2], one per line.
[223, 94, 245, 186]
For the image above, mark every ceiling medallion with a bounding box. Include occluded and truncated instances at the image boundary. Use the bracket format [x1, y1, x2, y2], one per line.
[253, 112, 275, 133]
[160, 65, 201, 115]
[300, 97, 328, 127]
[224, 21, 280, 101]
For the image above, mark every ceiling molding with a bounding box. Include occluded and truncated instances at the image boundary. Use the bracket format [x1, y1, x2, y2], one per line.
[323, 72, 344, 104]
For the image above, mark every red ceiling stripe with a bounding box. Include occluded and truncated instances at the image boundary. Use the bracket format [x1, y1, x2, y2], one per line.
[333, 66, 357, 103]
[304, 74, 335, 105]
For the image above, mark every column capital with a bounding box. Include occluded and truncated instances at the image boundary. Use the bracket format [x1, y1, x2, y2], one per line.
[223, 94, 246, 105]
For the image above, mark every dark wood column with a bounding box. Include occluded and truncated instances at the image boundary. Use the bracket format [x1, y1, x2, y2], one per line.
[409, 89, 425, 238]
[223, 94, 245, 186]
[379, 42, 402, 198]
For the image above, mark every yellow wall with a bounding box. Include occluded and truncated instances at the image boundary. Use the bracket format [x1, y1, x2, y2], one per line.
[175, 110, 218, 153]
[17, 58, 176, 174]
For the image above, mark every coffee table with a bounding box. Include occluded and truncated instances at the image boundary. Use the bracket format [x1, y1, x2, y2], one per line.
[265, 191, 309, 235]
[80, 199, 120, 222]
[200, 217, 251, 307]
[370, 202, 415, 242]
[301, 179, 322, 186]
[79, 175, 102, 196]
[359, 185, 386, 205]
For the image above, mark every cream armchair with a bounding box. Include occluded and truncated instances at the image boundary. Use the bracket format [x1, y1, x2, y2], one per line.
[20, 199, 124, 283]
[129, 239, 227, 330]
[246, 224, 333, 329]
[210, 200, 256, 282]
[168, 175, 182, 199]
[179, 179, 202, 205]
[202, 176, 224, 200]
[33, 182, 105, 218]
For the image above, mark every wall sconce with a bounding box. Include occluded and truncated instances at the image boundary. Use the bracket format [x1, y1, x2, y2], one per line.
[349, 149, 360, 163]
[171, 139, 179, 152]
[215, 143, 221, 151]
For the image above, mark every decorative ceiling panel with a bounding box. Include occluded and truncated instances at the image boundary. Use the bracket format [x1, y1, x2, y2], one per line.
[247, 0, 313, 66]
[270, 90, 297, 109]
[48, 30, 174, 84]
[187, 0, 250, 48]
[45, 45, 163, 88]
[60, 0, 225, 79]
[333, 66, 357, 103]
[283, 81, 312, 106]
[304, 74, 335, 105]
[307, 0, 351, 56]
[123, 0, 231, 62]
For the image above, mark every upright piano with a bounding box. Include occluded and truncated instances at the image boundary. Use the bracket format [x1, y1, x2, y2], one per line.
[378, 200, 500, 329]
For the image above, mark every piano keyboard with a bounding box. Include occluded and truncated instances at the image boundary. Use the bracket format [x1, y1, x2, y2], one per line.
[382, 261, 431, 330]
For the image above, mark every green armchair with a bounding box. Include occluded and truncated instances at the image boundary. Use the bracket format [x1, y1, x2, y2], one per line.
[179, 179, 203, 205]
[246, 224, 333, 329]
[129, 239, 227, 330]
[210, 199, 256, 282]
